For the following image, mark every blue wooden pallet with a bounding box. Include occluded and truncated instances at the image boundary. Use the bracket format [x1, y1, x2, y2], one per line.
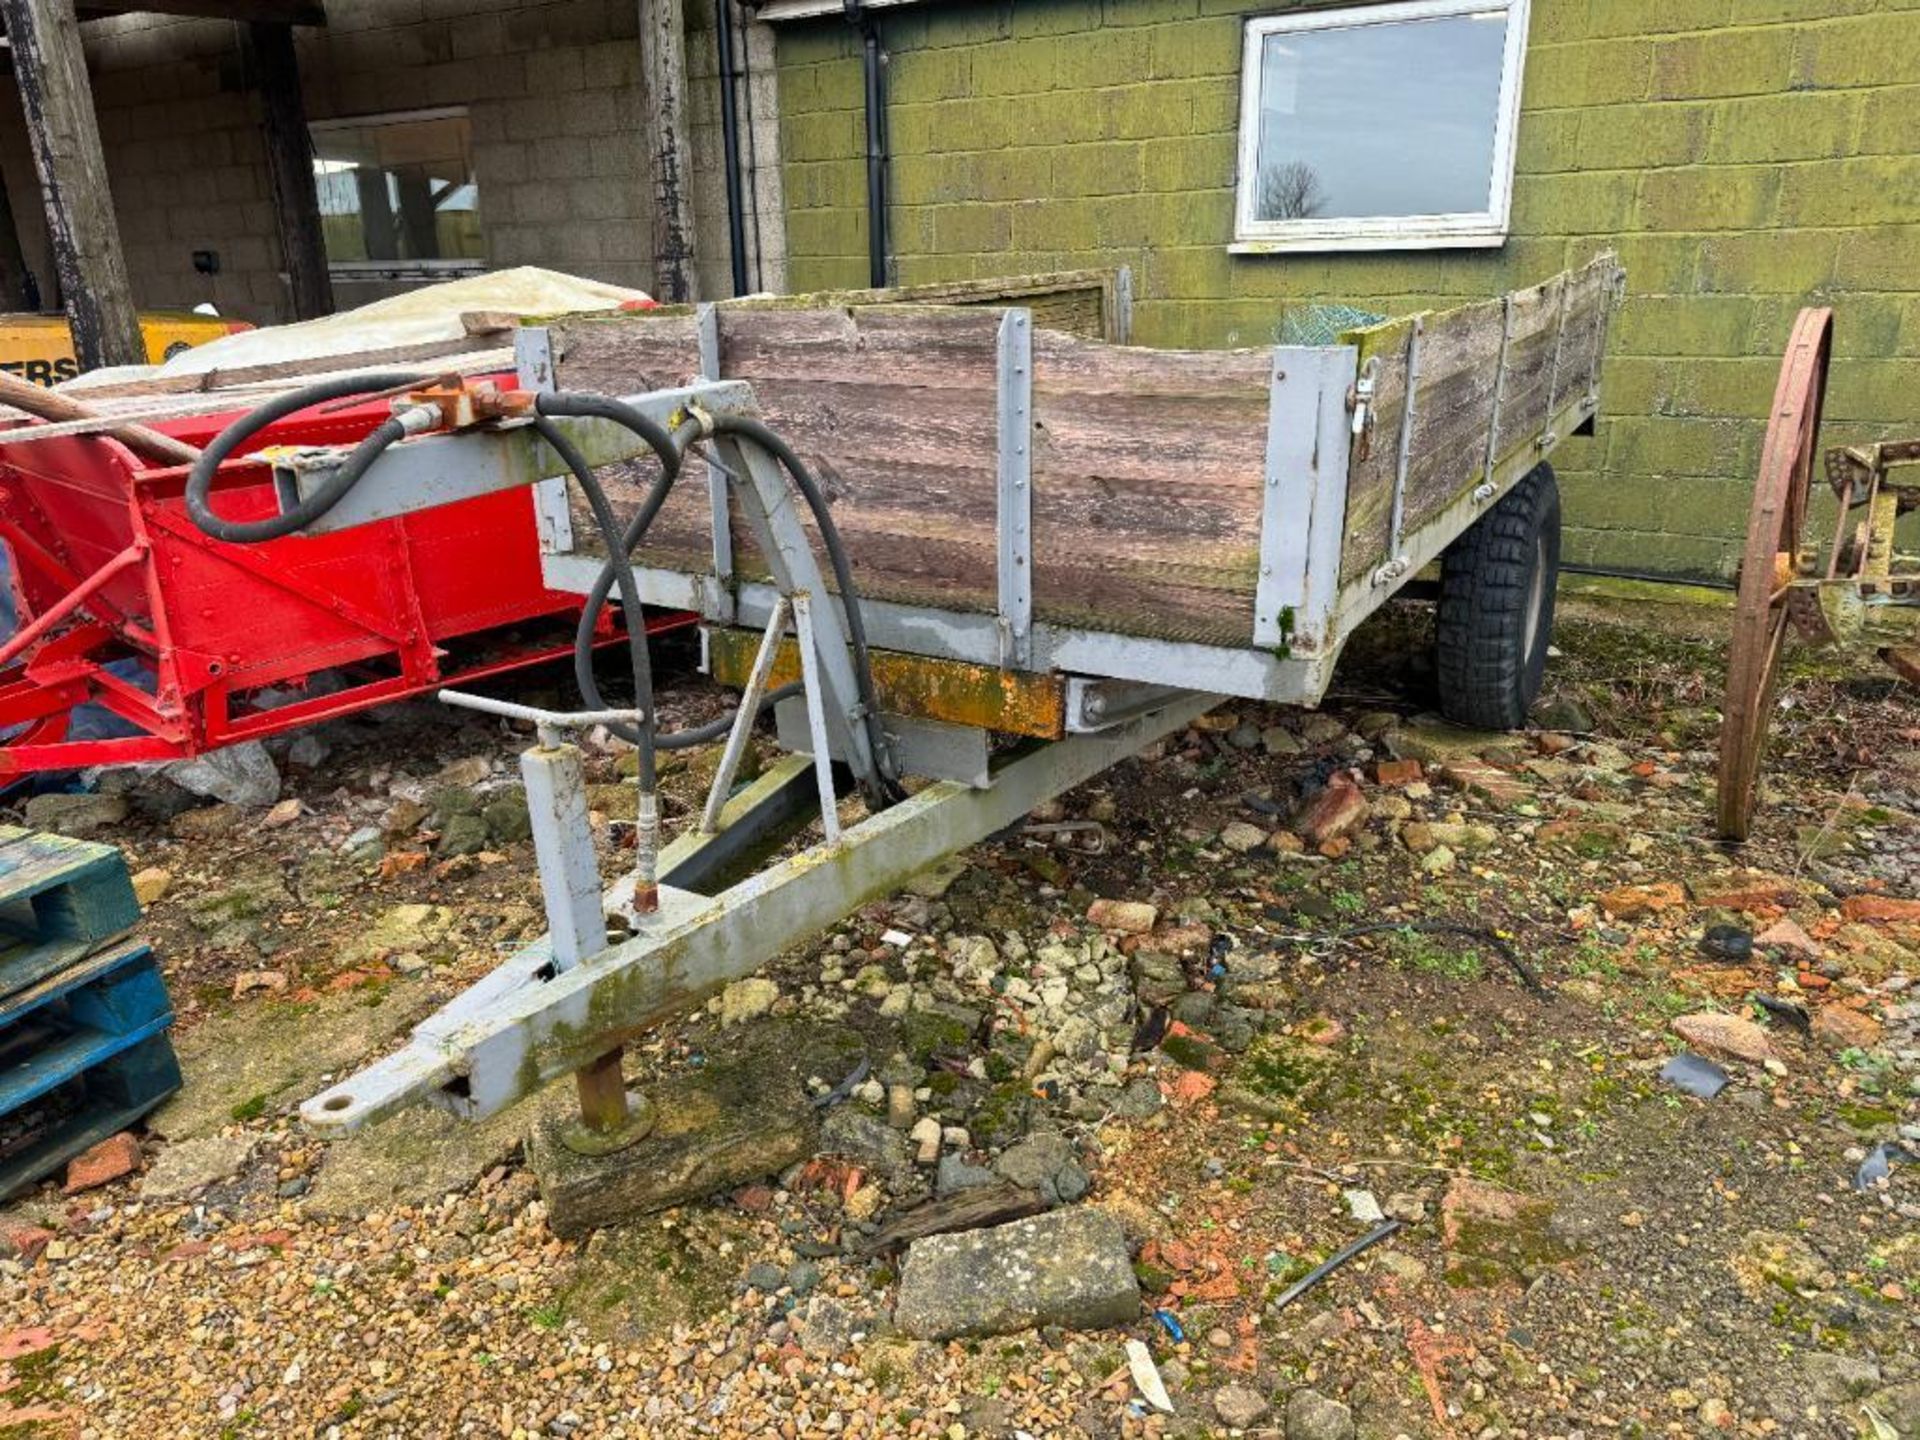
[0, 831, 179, 1199]
[0, 825, 141, 1001]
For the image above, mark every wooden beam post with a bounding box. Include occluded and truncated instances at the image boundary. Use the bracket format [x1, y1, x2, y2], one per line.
[0, 0, 143, 369]
[248, 21, 333, 320]
[638, 0, 697, 302]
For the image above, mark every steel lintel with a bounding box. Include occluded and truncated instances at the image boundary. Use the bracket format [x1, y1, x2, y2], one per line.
[298, 689, 1215, 1134]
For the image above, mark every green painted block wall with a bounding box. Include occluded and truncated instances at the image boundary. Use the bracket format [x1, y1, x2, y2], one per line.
[773, 0, 1920, 581]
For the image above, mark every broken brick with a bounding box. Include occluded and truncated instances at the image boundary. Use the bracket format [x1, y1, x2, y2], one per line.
[1436, 759, 1528, 808]
[0, 1221, 54, 1264]
[1293, 772, 1369, 847]
[1756, 917, 1819, 957]
[1687, 871, 1804, 912]
[1840, 894, 1920, 925]
[1597, 881, 1685, 921]
[1672, 1012, 1773, 1065]
[1374, 758, 1424, 787]
[63, 1132, 141, 1195]
[1086, 898, 1157, 934]
[1811, 1005, 1883, 1051]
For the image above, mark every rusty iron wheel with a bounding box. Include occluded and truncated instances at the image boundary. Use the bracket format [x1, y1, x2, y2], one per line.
[1716, 307, 1833, 842]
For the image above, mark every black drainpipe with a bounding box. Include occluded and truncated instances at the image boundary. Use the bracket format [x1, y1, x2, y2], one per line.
[843, 0, 890, 289]
[715, 0, 751, 296]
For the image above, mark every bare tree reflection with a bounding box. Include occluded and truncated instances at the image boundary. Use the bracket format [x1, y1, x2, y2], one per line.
[1258, 160, 1327, 220]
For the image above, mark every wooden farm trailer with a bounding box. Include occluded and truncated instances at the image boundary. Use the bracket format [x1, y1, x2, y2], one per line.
[261, 254, 1620, 1154]
[531, 250, 1620, 733]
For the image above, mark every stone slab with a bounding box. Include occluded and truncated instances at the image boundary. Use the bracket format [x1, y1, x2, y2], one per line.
[893, 1206, 1139, 1340]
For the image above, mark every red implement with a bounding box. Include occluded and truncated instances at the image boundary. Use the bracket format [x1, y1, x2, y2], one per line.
[0, 379, 687, 776]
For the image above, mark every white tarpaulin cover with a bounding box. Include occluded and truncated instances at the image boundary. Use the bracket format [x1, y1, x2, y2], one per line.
[142, 267, 652, 379]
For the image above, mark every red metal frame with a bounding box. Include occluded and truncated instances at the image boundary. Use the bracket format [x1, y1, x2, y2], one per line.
[0, 378, 689, 776]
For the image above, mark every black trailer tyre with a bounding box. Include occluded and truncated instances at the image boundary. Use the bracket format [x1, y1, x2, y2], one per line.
[1435, 462, 1561, 730]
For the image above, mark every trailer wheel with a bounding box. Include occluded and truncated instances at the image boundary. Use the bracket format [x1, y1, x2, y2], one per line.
[1435, 462, 1560, 731]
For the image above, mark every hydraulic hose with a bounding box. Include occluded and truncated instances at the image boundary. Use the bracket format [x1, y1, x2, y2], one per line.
[534, 392, 682, 483]
[530, 415, 661, 792]
[562, 406, 901, 802]
[538, 404, 818, 765]
[185, 372, 427, 544]
[708, 412, 902, 800]
[186, 374, 900, 805]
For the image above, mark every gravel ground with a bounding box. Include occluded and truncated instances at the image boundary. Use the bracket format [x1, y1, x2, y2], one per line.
[2, 605, 1917, 1440]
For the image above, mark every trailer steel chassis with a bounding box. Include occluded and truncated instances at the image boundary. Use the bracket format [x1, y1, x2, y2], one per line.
[292, 377, 1214, 1137]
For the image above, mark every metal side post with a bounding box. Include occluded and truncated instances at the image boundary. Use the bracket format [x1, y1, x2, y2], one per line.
[700, 596, 791, 834]
[790, 591, 843, 844]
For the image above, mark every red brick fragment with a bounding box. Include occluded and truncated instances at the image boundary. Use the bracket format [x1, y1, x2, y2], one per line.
[0, 1221, 53, 1264]
[1597, 881, 1685, 920]
[1294, 772, 1369, 847]
[62, 1132, 141, 1195]
[1374, 758, 1424, 787]
[1436, 759, 1527, 808]
[1841, 894, 1920, 924]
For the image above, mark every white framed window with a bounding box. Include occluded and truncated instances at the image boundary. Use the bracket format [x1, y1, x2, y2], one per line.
[1233, 0, 1530, 253]
[310, 107, 485, 280]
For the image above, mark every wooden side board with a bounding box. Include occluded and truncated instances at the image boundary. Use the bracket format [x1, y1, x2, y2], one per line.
[1337, 252, 1619, 587]
[549, 302, 1273, 645]
[615, 267, 1128, 346]
[545, 255, 1617, 653]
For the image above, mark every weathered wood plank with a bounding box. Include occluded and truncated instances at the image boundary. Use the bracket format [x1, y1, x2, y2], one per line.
[1, 0, 144, 369]
[639, 0, 698, 301]
[250, 21, 333, 321]
[1028, 329, 1270, 640]
[722, 306, 1005, 389]
[551, 258, 1616, 654]
[1338, 255, 1618, 587]
[555, 303, 1272, 639]
[629, 268, 1125, 343]
[1337, 316, 1414, 586]
[551, 314, 704, 396]
[1398, 295, 1507, 539]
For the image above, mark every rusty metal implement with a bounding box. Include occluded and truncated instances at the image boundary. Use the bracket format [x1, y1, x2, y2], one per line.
[1717, 306, 1920, 840]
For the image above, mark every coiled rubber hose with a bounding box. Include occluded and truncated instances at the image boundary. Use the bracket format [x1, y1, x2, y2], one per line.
[185, 372, 427, 544]
[185, 375, 900, 802]
[562, 406, 902, 802]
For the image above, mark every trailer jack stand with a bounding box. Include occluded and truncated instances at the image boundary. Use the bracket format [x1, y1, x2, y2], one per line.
[436, 688, 660, 1156]
[562, 1046, 656, 1156]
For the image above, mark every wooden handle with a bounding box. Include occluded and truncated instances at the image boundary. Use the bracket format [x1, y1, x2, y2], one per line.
[0, 370, 202, 467]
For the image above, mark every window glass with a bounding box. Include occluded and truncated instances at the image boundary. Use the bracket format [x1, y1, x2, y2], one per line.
[1255, 14, 1507, 221]
[311, 112, 483, 268]
[1235, 2, 1527, 250]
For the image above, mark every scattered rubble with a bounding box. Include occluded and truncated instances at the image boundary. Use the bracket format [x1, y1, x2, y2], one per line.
[136, 1133, 254, 1202]
[6, 617, 1920, 1435]
[61, 1132, 140, 1194]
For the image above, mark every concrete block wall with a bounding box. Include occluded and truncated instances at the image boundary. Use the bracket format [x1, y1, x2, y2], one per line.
[774, 0, 1920, 581]
[0, 0, 666, 324]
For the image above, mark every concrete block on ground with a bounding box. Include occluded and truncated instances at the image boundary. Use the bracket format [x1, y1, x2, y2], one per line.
[893, 1206, 1140, 1340]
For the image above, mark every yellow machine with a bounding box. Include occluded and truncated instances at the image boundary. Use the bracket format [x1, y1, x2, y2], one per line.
[0, 310, 248, 386]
